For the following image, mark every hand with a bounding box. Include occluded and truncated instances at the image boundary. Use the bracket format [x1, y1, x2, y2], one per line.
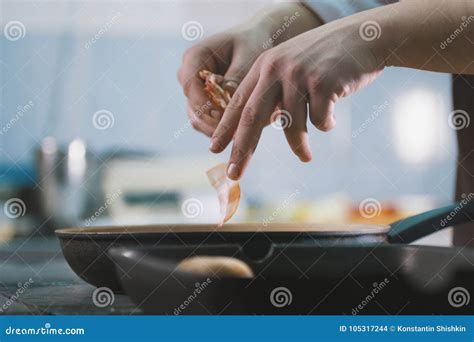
[177, 3, 321, 137]
[210, 15, 385, 180]
[177, 30, 263, 137]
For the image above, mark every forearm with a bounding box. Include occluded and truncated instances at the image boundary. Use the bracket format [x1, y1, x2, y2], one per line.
[241, 3, 322, 48]
[378, 0, 474, 73]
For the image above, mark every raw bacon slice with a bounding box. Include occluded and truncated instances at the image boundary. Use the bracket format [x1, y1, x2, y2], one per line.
[199, 70, 233, 111]
[206, 163, 240, 226]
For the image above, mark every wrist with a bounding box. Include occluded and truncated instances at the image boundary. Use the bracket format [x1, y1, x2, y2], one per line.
[370, 2, 406, 68]
[346, 2, 403, 69]
[249, 3, 322, 48]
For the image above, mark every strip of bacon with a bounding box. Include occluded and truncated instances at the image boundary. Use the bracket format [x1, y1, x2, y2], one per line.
[199, 70, 233, 111]
[206, 163, 240, 226]
[200, 71, 241, 226]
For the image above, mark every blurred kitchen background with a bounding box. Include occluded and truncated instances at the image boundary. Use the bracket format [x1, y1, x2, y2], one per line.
[0, 0, 458, 244]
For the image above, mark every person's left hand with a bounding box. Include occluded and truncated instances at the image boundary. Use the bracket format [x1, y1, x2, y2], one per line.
[209, 16, 386, 180]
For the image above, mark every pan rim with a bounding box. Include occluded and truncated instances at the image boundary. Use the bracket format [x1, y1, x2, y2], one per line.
[55, 222, 390, 239]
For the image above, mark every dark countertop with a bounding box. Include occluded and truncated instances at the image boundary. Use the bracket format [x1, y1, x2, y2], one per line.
[0, 236, 139, 315]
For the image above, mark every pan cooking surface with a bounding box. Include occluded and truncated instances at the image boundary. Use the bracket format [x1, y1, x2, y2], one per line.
[56, 222, 390, 238]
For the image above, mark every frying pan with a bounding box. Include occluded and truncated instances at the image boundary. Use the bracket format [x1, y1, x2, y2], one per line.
[55, 200, 474, 291]
[108, 244, 474, 314]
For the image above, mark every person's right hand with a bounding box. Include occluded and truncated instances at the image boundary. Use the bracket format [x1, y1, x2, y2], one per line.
[177, 3, 321, 137]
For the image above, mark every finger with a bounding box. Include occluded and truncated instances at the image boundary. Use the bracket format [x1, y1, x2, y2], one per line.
[178, 49, 216, 119]
[183, 78, 215, 118]
[187, 103, 217, 137]
[223, 52, 253, 95]
[209, 109, 223, 121]
[281, 83, 312, 162]
[227, 77, 281, 180]
[223, 55, 250, 84]
[308, 90, 337, 132]
[209, 69, 259, 153]
[188, 102, 220, 127]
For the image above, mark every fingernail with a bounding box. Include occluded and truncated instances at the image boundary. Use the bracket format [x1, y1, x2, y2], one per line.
[209, 138, 220, 152]
[227, 163, 240, 180]
[299, 153, 312, 163]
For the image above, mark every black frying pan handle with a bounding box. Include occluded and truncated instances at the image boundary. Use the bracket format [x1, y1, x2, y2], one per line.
[387, 198, 474, 243]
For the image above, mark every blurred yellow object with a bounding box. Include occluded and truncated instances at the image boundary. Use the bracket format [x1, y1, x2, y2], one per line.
[348, 203, 406, 225]
[0, 222, 15, 243]
[246, 194, 435, 227]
